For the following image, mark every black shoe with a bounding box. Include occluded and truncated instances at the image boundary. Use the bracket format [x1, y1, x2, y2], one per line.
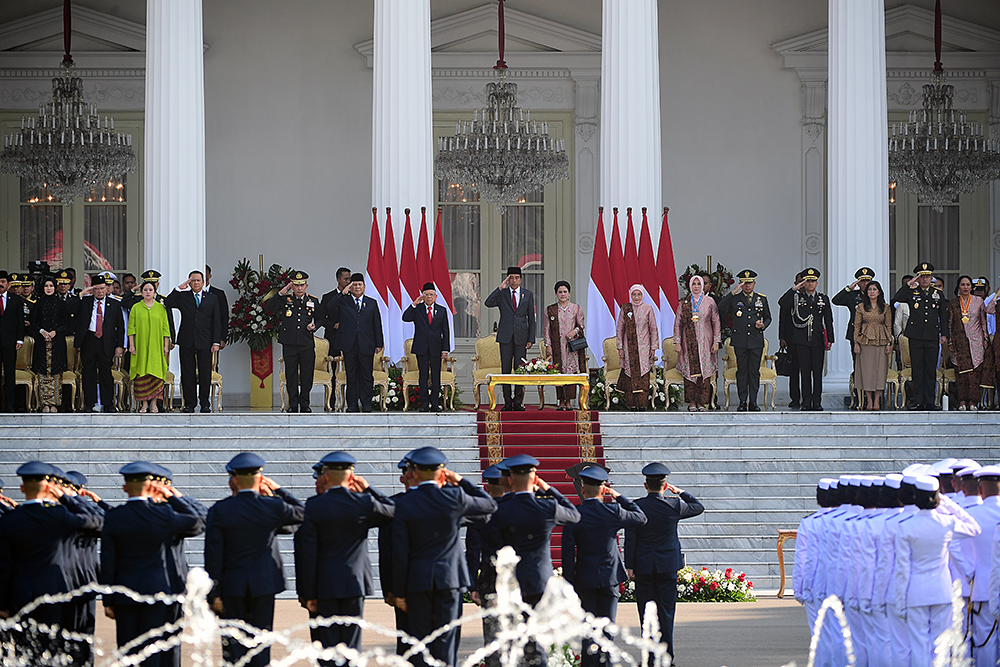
[286, 405, 298, 413]
[907, 403, 922, 411]
[513, 404, 526, 411]
[103, 406, 118, 414]
[813, 403, 824, 411]
[800, 405, 810, 411]
[362, 406, 372, 413]
[431, 405, 441, 413]
[300, 406, 312, 413]
[200, 406, 211, 413]
[182, 406, 195, 413]
[84, 404, 95, 413]
[788, 401, 800, 409]
[928, 403, 942, 411]
[420, 405, 430, 412]
[749, 403, 761, 412]
[737, 402, 747, 412]
[346, 407, 360, 413]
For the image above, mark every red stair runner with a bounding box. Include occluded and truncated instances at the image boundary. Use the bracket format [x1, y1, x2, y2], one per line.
[477, 409, 605, 567]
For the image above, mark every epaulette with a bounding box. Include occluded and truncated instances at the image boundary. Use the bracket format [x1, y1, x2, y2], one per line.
[26, 296, 37, 304]
[109, 294, 122, 301]
[758, 293, 767, 298]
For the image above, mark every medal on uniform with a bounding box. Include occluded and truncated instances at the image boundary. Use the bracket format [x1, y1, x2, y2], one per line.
[914, 302, 920, 309]
[286, 310, 292, 317]
[962, 316, 970, 324]
[960, 294, 971, 325]
[736, 310, 742, 317]
[692, 313, 699, 322]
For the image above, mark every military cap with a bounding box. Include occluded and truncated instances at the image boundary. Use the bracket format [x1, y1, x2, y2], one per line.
[350, 272, 365, 283]
[408, 446, 449, 470]
[7, 272, 22, 286]
[871, 477, 885, 486]
[482, 465, 502, 482]
[817, 478, 837, 490]
[397, 457, 411, 470]
[319, 451, 356, 470]
[506, 266, 522, 276]
[956, 465, 982, 477]
[422, 282, 436, 292]
[152, 464, 173, 482]
[838, 474, 854, 486]
[56, 270, 72, 284]
[973, 277, 988, 288]
[290, 270, 309, 285]
[642, 462, 672, 477]
[951, 458, 979, 471]
[736, 269, 757, 283]
[119, 461, 157, 479]
[854, 267, 875, 280]
[496, 459, 511, 475]
[579, 466, 609, 484]
[884, 474, 903, 489]
[931, 459, 958, 475]
[801, 267, 820, 281]
[505, 454, 540, 473]
[860, 476, 874, 487]
[901, 474, 919, 486]
[140, 270, 162, 282]
[226, 452, 266, 474]
[973, 465, 1000, 479]
[16, 461, 56, 480]
[99, 271, 117, 282]
[848, 476, 863, 487]
[828, 479, 839, 489]
[311, 462, 324, 479]
[913, 262, 934, 275]
[65, 471, 88, 488]
[914, 475, 939, 492]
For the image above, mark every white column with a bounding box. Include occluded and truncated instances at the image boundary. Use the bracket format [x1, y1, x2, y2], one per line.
[989, 80, 1000, 281]
[573, 70, 601, 303]
[372, 0, 433, 235]
[144, 0, 206, 288]
[827, 0, 889, 391]
[600, 0, 662, 224]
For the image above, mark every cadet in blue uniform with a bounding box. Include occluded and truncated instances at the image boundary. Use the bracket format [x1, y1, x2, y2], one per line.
[100, 461, 206, 667]
[624, 463, 705, 662]
[892, 263, 949, 410]
[466, 465, 505, 667]
[392, 446, 498, 667]
[489, 454, 580, 667]
[561, 466, 647, 667]
[204, 453, 305, 667]
[779, 268, 835, 411]
[264, 270, 319, 412]
[294, 451, 395, 655]
[0, 478, 15, 515]
[379, 455, 415, 655]
[718, 269, 771, 411]
[62, 470, 108, 667]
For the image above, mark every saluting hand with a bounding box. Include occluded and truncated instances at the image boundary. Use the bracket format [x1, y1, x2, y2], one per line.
[350, 474, 370, 492]
[664, 482, 684, 495]
[500, 276, 510, 290]
[534, 476, 550, 492]
[178, 279, 191, 291]
[442, 469, 463, 486]
[793, 280, 805, 291]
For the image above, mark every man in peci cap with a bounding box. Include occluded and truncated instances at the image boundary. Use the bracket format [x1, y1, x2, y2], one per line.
[561, 466, 647, 667]
[625, 463, 705, 663]
[484, 266, 536, 411]
[0, 270, 26, 412]
[166, 270, 224, 413]
[264, 270, 320, 412]
[391, 446, 498, 667]
[319, 267, 353, 362]
[75, 274, 126, 412]
[719, 269, 772, 411]
[204, 453, 305, 667]
[893, 263, 949, 410]
[780, 268, 835, 411]
[294, 451, 395, 655]
[402, 282, 451, 411]
[100, 461, 206, 667]
[322, 272, 384, 412]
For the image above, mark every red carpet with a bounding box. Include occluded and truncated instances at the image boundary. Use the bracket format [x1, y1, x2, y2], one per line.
[477, 408, 605, 567]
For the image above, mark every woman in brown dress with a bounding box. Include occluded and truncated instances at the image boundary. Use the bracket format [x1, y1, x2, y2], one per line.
[674, 275, 721, 411]
[29, 276, 71, 412]
[949, 275, 988, 410]
[543, 281, 586, 410]
[616, 284, 658, 411]
[852, 280, 892, 411]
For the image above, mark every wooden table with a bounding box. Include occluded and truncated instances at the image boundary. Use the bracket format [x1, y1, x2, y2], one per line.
[776, 529, 797, 598]
[486, 373, 590, 410]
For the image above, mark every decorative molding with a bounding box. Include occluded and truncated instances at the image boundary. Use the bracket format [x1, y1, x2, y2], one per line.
[993, 231, 1000, 253]
[0, 6, 147, 52]
[0, 68, 145, 79]
[433, 67, 573, 80]
[804, 232, 823, 255]
[576, 120, 597, 141]
[1, 82, 145, 109]
[432, 82, 571, 110]
[578, 233, 594, 254]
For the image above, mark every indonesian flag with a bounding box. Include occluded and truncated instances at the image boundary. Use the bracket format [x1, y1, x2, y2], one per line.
[399, 209, 421, 302]
[416, 208, 433, 283]
[364, 208, 390, 359]
[656, 207, 679, 342]
[430, 207, 456, 352]
[382, 210, 405, 364]
[587, 208, 616, 366]
[639, 207, 662, 324]
[608, 209, 628, 308]
[624, 208, 642, 292]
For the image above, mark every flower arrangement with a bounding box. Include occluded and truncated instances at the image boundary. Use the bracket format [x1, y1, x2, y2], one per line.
[227, 259, 290, 351]
[373, 365, 412, 411]
[515, 358, 560, 374]
[678, 262, 735, 297]
[676, 566, 756, 602]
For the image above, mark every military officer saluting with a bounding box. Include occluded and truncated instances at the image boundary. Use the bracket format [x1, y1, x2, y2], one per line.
[264, 270, 319, 412]
[718, 269, 772, 411]
[893, 262, 948, 410]
[832, 267, 875, 364]
[780, 268, 835, 411]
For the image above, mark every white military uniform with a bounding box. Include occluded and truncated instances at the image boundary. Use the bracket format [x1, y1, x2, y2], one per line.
[965, 471, 1000, 667]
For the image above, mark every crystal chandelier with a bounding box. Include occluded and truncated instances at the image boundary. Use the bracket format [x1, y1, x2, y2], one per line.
[0, 0, 137, 204]
[435, 0, 569, 213]
[888, 0, 1000, 211]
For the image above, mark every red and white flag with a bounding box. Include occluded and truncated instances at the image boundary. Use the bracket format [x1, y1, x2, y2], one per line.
[382, 210, 405, 364]
[416, 208, 433, 284]
[608, 209, 627, 308]
[430, 208, 456, 353]
[399, 209, 421, 303]
[638, 207, 662, 320]
[656, 207, 679, 342]
[624, 208, 642, 293]
[364, 208, 389, 359]
[587, 208, 617, 365]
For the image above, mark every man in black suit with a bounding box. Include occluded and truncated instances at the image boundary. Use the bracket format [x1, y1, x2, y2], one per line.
[319, 267, 352, 360]
[392, 447, 497, 667]
[294, 451, 395, 656]
[76, 274, 126, 413]
[624, 463, 705, 662]
[205, 453, 304, 667]
[402, 282, 451, 411]
[264, 271, 319, 413]
[323, 273, 384, 412]
[0, 271, 25, 413]
[101, 461, 206, 667]
[561, 466, 647, 667]
[484, 266, 536, 410]
[205, 265, 230, 349]
[165, 271, 223, 413]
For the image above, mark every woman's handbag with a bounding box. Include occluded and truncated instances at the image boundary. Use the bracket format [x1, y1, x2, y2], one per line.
[568, 336, 588, 353]
[775, 345, 793, 377]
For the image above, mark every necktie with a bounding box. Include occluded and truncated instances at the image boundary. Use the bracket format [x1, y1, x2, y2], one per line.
[357, 299, 362, 313]
[95, 300, 104, 338]
[195, 292, 202, 307]
[511, 289, 517, 310]
[427, 306, 433, 325]
[0, 294, 4, 316]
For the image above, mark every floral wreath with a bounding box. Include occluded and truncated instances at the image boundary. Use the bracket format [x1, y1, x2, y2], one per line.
[227, 259, 291, 351]
[678, 262, 735, 297]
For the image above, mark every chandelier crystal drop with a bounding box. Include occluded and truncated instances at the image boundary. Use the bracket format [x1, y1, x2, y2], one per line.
[434, 0, 568, 213]
[887, 0, 1000, 211]
[0, 0, 137, 203]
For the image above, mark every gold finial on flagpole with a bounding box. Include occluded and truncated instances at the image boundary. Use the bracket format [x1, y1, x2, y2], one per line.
[259, 254, 264, 276]
[707, 255, 712, 271]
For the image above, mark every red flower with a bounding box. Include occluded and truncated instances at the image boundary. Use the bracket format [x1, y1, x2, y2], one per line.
[709, 582, 719, 591]
[738, 573, 746, 582]
[692, 584, 700, 593]
[702, 567, 708, 570]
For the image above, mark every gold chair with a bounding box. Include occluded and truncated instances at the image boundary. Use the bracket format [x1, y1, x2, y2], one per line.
[111, 354, 129, 412]
[532, 339, 589, 409]
[471, 333, 502, 408]
[400, 338, 457, 411]
[210, 349, 224, 412]
[15, 337, 36, 411]
[335, 353, 390, 411]
[279, 336, 335, 411]
[937, 339, 955, 407]
[897, 335, 912, 408]
[601, 337, 621, 409]
[852, 353, 901, 410]
[62, 336, 80, 411]
[722, 338, 775, 410]
[662, 337, 720, 411]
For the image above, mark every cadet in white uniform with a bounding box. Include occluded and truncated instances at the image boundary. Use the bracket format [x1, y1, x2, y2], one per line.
[794, 479, 838, 637]
[965, 466, 1000, 667]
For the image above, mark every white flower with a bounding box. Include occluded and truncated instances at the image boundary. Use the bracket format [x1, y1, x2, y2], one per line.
[659, 393, 666, 400]
[388, 389, 396, 397]
[612, 396, 619, 404]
